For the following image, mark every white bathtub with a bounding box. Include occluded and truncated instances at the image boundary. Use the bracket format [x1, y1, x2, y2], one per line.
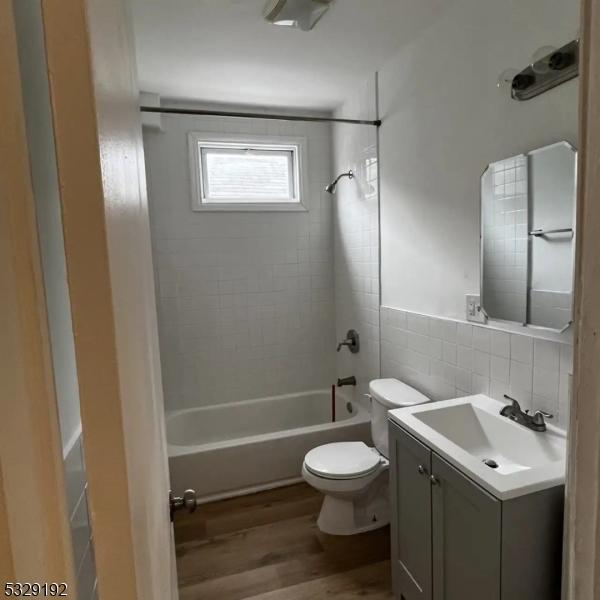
[166, 390, 371, 503]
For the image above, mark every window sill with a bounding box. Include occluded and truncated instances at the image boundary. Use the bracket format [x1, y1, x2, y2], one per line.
[192, 203, 308, 213]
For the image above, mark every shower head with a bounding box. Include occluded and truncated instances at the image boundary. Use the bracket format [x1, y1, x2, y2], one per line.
[324, 170, 354, 194]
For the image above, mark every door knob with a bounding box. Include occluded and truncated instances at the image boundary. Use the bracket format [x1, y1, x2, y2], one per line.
[169, 489, 197, 521]
[430, 475, 440, 486]
[418, 465, 427, 475]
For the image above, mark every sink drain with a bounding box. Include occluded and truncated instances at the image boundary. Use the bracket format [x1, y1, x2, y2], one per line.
[482, 458, 499, 469]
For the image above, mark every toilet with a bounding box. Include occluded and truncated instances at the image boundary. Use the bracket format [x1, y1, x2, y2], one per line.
[302, 378, 430, 535]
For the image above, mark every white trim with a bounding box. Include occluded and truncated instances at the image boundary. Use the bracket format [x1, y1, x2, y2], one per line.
[188, 132, 309, 212]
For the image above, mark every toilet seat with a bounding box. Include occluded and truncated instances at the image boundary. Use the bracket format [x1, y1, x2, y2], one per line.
[304, 442, 382, 480]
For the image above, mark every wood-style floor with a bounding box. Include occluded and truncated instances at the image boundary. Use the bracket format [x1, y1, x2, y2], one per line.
[174, 483, 394, 600]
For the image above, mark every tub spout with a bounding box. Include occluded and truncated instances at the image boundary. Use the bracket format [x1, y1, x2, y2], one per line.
[337, 376, 357, 387]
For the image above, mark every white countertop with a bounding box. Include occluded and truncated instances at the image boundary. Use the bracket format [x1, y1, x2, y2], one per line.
[389, 394, 567, 501]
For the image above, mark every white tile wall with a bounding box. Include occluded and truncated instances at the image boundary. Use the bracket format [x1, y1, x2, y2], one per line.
[144, 113, 337, 409]
[333, 79, 380, 403]
[381, 306, 572, 430]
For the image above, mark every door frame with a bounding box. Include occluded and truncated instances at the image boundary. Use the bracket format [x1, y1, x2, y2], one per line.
[40, 0, 175, 598]
[564, 0, 600, 597]
[2, 0, 176, 597]
[0, 0, 76, 587]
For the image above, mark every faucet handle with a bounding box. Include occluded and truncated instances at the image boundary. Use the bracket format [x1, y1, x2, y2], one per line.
[532, 410, 554, 425]
[337, 329, 360, 354]
[503, 394, 522, 411]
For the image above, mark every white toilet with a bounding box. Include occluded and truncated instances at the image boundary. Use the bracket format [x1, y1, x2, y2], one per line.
[302, 378, 430, 535]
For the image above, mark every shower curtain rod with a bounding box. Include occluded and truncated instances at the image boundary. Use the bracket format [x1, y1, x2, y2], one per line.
[139, 105, 381, 127]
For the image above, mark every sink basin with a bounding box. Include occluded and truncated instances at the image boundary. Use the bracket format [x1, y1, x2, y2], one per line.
[389, 395, 566, 500]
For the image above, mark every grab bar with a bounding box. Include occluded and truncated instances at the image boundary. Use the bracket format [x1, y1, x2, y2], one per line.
[529, 228, 573, 237]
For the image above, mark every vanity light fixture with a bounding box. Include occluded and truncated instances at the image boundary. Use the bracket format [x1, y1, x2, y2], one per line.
[499, 40, 579, 101]
[530, 46, 558, 74]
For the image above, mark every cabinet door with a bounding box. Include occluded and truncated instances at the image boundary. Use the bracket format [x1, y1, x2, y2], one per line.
[389, 424, 432, 600]
[431, 455, 501, 600]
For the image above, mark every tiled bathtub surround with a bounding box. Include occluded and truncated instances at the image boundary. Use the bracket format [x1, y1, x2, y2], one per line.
[144, 111, 336, 409]
[381, 306, 572, 430]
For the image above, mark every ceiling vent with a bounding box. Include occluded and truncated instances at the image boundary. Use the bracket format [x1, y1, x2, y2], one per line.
[263, 0, 334, 31]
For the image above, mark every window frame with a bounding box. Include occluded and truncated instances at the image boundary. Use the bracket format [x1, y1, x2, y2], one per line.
[188, 132, 308, 212]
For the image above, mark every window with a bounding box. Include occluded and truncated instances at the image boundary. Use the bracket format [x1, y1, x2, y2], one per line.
[189, 133, 306, 211]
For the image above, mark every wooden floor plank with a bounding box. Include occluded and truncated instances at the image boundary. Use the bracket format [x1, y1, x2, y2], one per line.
[175, 483, 393, 600]
[243, 561, 393, 600]
[175, 484, 322, 543]
[176, 514, 323, 584]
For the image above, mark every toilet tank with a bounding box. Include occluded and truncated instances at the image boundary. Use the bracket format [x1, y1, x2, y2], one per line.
[369, 378, 430, 458]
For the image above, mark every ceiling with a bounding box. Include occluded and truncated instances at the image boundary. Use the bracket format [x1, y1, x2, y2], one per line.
[130, 0, 445, 112]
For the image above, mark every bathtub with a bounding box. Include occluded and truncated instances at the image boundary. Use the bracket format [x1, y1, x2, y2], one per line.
[167, 390, 371, 503]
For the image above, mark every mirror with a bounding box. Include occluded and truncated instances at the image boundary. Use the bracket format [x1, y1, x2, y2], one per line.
[481, 141, 577, 331]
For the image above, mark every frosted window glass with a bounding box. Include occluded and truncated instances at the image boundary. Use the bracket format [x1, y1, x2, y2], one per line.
[201, 148, 295, 203]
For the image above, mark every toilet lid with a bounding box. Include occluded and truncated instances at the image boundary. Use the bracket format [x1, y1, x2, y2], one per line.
[304, 442, 381, 480]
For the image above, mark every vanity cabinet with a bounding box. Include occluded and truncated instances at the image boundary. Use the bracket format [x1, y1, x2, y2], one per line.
[389, 422, 564, 600]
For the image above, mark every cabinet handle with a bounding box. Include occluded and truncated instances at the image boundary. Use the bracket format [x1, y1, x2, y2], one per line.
[430, 475, 440, 486]
[417, 465, 427, 475]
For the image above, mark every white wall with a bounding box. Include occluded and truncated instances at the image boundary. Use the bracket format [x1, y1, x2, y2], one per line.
[333, 80, 380, 402]
[143, 112, 336, 410]
[378, 0, 579, 320]
[376, 0, 579, 427]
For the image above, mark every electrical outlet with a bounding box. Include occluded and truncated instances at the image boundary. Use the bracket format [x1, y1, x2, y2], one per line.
[466, 294, 487, 324]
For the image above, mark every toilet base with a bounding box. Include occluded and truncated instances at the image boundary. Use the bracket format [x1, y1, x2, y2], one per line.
[316, 477, 390, 536]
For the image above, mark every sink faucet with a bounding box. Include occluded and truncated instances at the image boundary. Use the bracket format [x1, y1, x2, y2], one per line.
[500, 395, 553, 432]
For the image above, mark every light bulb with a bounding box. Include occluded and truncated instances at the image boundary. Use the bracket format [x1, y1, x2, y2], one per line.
[497, 69, 518, 92]
[531, 46, 557, 74]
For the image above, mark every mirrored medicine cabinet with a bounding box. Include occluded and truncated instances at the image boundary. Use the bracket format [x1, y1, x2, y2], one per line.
[481, 141, 577, 332]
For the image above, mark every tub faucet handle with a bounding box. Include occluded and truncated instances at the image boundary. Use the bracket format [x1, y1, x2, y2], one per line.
[337, 329, 360, 354]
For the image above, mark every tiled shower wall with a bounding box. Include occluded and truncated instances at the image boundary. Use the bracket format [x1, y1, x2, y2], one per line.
[144, 112, 336, 409]
[332, 80, 380, 404]
[381, 306, 572, 431]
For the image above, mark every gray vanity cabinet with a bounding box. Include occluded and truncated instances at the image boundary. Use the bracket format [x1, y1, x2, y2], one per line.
[431, 454, 501, 600]
[389, 421, 432, 600]
[389, 422, 564, 600]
